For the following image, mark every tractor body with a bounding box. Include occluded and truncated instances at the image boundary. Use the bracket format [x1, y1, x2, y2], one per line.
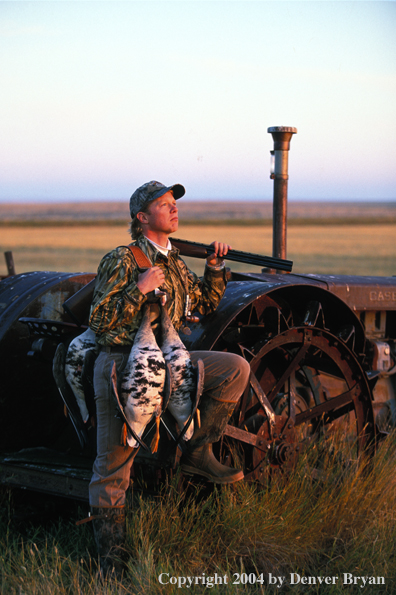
[1, 266, 395, 500]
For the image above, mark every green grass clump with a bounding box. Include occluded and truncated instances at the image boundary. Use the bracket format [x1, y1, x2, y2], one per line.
[1, 432, 396, 594]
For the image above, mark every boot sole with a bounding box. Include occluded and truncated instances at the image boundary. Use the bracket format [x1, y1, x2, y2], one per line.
[181, 464, 244, 484]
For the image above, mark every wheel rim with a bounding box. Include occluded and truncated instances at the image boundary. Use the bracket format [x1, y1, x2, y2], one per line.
[214, 298, 375, 482]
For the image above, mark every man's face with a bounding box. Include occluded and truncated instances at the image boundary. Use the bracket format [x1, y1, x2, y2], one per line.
[141, 191, 179, 235]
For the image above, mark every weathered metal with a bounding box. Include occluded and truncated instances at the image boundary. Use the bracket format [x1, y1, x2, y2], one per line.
[2, 264, 394, 500]
[268, 126, 297, 263]
[4, 251, 16, 276]
[0, 272, 95, 457]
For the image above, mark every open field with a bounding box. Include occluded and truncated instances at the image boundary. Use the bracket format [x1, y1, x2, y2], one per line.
[1, 200, 396, 225]
[1, 223, 395, 277]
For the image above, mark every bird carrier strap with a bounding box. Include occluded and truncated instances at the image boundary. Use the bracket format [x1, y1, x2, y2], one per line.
[126, 244, 153, 269]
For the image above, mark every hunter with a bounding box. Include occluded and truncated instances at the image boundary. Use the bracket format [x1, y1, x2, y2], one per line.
[88, 181, 250, 576]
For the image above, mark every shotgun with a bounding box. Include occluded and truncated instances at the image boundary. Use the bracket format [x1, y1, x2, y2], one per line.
[171, 238, 293, 272]
[63, 238, 293, 325]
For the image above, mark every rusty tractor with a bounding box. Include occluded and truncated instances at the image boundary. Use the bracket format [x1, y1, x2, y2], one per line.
[0, 128, 395, 501]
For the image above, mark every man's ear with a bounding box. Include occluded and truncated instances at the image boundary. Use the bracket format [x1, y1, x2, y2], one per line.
[136, 211, 148, 224]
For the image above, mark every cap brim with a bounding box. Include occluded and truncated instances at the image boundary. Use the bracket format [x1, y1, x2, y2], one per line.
[153, 183, 185, 201]
[169, 184, 185, 199]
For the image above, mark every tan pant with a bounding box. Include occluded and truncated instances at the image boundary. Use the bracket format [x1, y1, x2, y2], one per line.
[89, 349, 250, 507]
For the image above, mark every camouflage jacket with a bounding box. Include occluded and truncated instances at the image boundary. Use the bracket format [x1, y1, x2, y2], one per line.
[89, 235, 227, 346]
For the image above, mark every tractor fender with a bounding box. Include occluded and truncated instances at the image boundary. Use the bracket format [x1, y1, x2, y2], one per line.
[182, 277, 366, 356]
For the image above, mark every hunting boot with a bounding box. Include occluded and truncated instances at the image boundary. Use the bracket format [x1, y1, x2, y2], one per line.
[91, 506, 127, 579]
[181, 392, 244, 484]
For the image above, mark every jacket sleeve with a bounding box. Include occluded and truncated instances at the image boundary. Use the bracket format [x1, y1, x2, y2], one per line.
[186, 263, 227, 316]
[89, 248, 147, 335]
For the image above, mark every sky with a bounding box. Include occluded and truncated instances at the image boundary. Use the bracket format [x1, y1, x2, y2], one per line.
[0, 0, 395, 203]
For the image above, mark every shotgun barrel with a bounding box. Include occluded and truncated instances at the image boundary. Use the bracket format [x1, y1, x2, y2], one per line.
[62, 238, 293, 324]
[171, 238, 293, 272]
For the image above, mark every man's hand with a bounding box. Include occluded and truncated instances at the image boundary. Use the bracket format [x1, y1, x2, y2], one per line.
[136, 266, 165, 295]
[206, 241, 231, 267]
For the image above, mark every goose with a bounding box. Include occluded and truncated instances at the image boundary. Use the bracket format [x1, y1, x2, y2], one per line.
[160, 305, 195, 441]
[114, 304, 166, 449]
[65, 328, 98, 423]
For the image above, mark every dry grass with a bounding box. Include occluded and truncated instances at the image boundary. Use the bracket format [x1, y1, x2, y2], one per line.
[1, 223, 396, 277]
[1, 431, 396, 594]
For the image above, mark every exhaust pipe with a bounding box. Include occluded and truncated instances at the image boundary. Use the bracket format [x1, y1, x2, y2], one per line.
[268, 126, 297, 267]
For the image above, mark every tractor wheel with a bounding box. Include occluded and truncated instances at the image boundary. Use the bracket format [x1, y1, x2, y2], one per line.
[212, 296, 375, 482]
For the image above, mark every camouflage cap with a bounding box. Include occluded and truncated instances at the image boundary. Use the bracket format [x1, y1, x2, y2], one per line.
[129, 180, 185, 218]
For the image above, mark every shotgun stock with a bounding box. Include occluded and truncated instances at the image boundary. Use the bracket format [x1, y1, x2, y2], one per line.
[63, 278, 96, 326]
[171, 238, 293, 272]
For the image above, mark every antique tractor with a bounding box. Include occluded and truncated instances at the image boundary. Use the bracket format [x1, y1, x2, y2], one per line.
[1, 128, 395, 501]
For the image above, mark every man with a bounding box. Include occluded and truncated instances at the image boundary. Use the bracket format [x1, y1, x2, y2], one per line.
[88, 181, 250, 576]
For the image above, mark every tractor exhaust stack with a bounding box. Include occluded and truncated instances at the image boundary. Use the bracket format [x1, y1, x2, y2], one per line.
[268, 126, 297, 265]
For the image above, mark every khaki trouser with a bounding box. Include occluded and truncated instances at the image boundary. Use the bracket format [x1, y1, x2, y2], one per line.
[89, 349, 250, 507]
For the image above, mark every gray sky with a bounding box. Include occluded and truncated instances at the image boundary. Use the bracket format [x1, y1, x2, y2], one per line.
[1, 1, 395, 202]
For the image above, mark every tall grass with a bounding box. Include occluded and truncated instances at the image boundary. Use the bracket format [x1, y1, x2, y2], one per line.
[1, 431, 396, 594]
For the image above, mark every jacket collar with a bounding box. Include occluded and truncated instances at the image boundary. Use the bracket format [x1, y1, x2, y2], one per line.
[135, 234, 179, 263]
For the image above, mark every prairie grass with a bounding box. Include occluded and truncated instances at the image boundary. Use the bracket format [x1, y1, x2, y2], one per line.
[1, 223, 396, 277]
[1, 431, 396, 594]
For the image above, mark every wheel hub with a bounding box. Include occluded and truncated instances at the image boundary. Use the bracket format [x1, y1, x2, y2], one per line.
[272, 441, 295, 465]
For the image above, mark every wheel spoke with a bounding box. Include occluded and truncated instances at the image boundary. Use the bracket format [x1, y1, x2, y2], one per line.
[295, 385, 359, 426]
[266, 343, 310, 403]
[249, 373, 276, 424]
[214, 299, 375, 482]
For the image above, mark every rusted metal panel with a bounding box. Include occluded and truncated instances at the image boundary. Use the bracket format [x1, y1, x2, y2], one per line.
[301, 274, 396, 311]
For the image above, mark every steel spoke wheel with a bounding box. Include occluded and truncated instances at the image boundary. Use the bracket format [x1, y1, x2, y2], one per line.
[213, 297, 375, 482]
